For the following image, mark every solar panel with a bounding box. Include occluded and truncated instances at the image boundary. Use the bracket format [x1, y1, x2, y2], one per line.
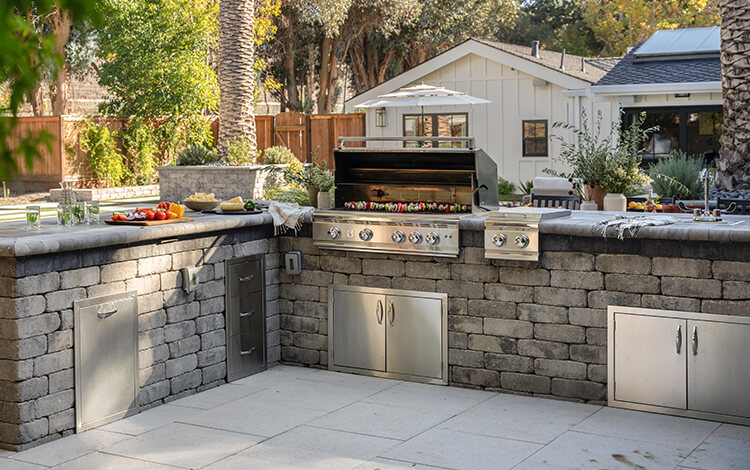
[634, 27, 719, 61]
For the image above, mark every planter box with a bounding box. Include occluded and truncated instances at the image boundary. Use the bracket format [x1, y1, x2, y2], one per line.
[158, 165, 286, 202]
[49, 184, 160, 201]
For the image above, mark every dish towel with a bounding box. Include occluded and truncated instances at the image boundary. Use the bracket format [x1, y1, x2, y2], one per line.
[268, 201, 314, 235]
[595, 215, 679, 240]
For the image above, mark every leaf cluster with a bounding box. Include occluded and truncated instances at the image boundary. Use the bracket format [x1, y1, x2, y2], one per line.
[648, 150, 704, 200]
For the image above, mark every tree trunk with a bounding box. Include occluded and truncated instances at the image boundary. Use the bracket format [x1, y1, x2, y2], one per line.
[281, 10, 299, 111]
[317, 36, 333, 113]
[49, 8, 72, 115]
[218, 0, 257, 157]
[717, 0, 750, 189]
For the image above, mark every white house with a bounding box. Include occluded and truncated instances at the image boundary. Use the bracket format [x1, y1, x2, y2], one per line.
[346, 28, 722, 187]
[346, 38, 617, 186]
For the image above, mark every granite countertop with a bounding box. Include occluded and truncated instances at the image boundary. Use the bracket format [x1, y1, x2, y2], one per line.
[460, 210, 750, 243]
[0, 212, 274, 257]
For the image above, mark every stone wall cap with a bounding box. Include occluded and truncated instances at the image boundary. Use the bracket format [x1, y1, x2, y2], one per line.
[0, 213, 274, 257]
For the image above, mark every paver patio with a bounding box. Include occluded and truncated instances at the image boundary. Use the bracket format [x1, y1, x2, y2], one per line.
[0, 365, 747, 470]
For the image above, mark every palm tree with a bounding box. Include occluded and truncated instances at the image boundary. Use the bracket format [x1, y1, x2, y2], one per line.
[717, 0, 750, 190]
[218, 0, 257, 158]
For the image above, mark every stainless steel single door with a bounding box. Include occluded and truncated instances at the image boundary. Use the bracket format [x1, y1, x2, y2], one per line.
[75, 291, 138, 432]
[332, 290, 385, 371]
[385, 294, 443, 379]
[687, 320, 750, 418]
[613, 313, 686, 409]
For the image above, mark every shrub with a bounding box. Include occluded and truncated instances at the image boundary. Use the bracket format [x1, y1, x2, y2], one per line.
[648, 150, 704, 200]
[264, 185, 309, 205]
[79, 119, 126, 186]
[498, 176, 515, 194]
[262, 146, 297, 164]
[176, 145, 217, 166]
[226, 137, 258, 165]
[519, 180, 534, 195]
[122, 117, 158, 185]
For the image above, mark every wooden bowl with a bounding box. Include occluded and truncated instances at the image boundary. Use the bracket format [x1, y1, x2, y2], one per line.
[183, 200, 220, 211]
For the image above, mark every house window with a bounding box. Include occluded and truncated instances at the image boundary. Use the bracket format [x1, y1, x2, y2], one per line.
[522, 120, 548, 157]
[403, 113, 468, 148]
[623, 105, 722, 165]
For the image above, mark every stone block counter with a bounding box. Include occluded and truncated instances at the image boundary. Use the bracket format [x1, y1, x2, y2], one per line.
[0, 210, 748, 449]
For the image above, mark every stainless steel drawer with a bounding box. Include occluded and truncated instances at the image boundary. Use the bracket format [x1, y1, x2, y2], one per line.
[228, 260, 263, 293]
[227, 293, 264, 334]
[74, 291, 139, 432]
[228, 334, 264, 379]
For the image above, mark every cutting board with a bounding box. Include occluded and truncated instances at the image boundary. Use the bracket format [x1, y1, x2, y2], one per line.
[105, 217, 194, 226]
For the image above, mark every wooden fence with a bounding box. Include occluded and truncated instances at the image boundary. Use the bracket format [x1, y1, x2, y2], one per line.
[7, 112, 365, 190]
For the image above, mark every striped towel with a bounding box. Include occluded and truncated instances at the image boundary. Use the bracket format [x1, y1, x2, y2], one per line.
[268, 201, 313, 235]
[595, 215, 679, 240]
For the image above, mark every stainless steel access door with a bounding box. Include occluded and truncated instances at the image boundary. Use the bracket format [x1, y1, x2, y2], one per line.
[331, 290, 386, 371]
[613, 313, 686, 409]
[687, 320, 750, 418]
[74, 291, 139, 432]
[386, 294, 443, 379]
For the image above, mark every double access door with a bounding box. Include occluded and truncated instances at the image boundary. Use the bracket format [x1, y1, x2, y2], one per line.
[329, 285, 447, 384]
[226, 255, 266, 381]
[609, 306, 750, 425]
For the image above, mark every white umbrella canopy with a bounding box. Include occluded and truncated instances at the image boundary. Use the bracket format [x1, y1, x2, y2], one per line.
[355, 83, 491, 108]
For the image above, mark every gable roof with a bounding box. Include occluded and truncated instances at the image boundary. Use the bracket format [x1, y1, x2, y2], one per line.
[347, 38, 619, 106]
[595, 41, 720, 87]
[471, 39, 617, 84]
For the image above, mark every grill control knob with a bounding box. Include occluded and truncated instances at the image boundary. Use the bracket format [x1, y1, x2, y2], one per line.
[391, 230, 405, 243]
[359, 228, 374, 241]
[408, 231, 423, 244]
[492, 233, 507, 247]
[515, 234, 530, 248]
[425, 232, 440, 245]
[328, 227, 341, 240]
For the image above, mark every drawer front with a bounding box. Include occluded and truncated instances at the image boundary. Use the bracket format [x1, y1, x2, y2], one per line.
[229, 260, 262, 293]
[227, 293, 264, 334]
[228, 333, 264, 380]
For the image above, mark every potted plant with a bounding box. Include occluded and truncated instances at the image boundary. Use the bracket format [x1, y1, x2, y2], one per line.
[311, 167, 335, 209]
[546, 110, 610, 209]
[570, 179, 599, 211]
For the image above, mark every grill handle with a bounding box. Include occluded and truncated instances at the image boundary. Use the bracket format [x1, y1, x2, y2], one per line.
[338, 136, 475, 149]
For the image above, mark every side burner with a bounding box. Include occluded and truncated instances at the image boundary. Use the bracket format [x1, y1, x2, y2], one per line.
[484, 207, 571, 261]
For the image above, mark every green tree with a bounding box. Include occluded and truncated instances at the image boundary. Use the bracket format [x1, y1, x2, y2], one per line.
[1, 0, 100, 180]
[98, 0, 219, 117]
[583, 0, 720, 56]
[500, 0, 602, 57]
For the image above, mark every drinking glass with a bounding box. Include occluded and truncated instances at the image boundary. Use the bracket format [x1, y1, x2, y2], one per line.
[86, 200, 100, 224]
[72, 201, 87, 225]
[26, 206, 41, 230]
[57, 204, 72, 228]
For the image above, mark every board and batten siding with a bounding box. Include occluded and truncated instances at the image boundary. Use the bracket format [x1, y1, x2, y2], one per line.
[362, 53, 574, 187]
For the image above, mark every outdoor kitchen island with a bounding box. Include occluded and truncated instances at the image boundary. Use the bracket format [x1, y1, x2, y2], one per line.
[0, 210, 749, 450]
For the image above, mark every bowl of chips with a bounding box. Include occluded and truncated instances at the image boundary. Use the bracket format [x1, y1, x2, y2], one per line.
[184, 192, 220, 211]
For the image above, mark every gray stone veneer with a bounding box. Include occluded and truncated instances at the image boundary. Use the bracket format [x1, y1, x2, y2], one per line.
[0, 226, 280, 450]
[278, 231, 750, 403]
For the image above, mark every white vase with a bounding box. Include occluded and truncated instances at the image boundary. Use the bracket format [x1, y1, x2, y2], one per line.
[580, 200, 599, 211]
[317, 191, 333, 209]
[603, 193, 627, 212]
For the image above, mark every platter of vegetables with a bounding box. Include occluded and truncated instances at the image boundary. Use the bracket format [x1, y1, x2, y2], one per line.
[344, 201, 470, 213]
[201, 196, 262, 215]
[106, 202, 193, 225]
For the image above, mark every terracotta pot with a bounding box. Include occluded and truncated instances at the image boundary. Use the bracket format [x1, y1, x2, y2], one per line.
[307, 186, 319, 208]
[603, 193, 627, 212]
[584, 185, 607, 210]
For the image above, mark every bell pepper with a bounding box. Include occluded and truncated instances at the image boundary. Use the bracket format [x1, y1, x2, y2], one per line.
[168, 202, 186, 218]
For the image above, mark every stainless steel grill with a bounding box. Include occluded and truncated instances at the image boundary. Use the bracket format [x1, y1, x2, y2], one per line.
[313, 137, 499, 257]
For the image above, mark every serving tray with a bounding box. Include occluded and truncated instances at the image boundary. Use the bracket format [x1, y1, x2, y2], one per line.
[105, 217, 194, 226]
[201, 210, 263, 215]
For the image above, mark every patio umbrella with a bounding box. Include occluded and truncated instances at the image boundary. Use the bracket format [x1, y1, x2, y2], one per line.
[354, 83, 491, 136]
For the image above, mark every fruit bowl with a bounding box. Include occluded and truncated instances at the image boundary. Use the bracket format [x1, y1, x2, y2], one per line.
[184, 200, 220, 212]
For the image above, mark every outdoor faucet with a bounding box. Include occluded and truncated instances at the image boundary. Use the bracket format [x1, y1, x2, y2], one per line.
[700, 168, 710, 214]
[678, 168, 735, 222]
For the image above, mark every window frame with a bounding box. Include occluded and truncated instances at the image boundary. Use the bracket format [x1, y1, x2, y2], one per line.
[522, 119, 549, 157]
[402, 112, 469, 147]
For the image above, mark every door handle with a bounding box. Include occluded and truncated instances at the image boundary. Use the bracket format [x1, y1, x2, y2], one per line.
[691, 326, 698, 355]
[239, 274, 255, 282]
[376, 300, 383, 324]
[97, 307, 118, 319]
[675, 324, 682, 354]
[240, 346, 257, 355]
[240, 310, 256, 317]
[387, 301, 395, 326]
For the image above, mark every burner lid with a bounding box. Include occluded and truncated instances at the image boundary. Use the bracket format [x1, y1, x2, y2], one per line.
[486, 207, 571, 223]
